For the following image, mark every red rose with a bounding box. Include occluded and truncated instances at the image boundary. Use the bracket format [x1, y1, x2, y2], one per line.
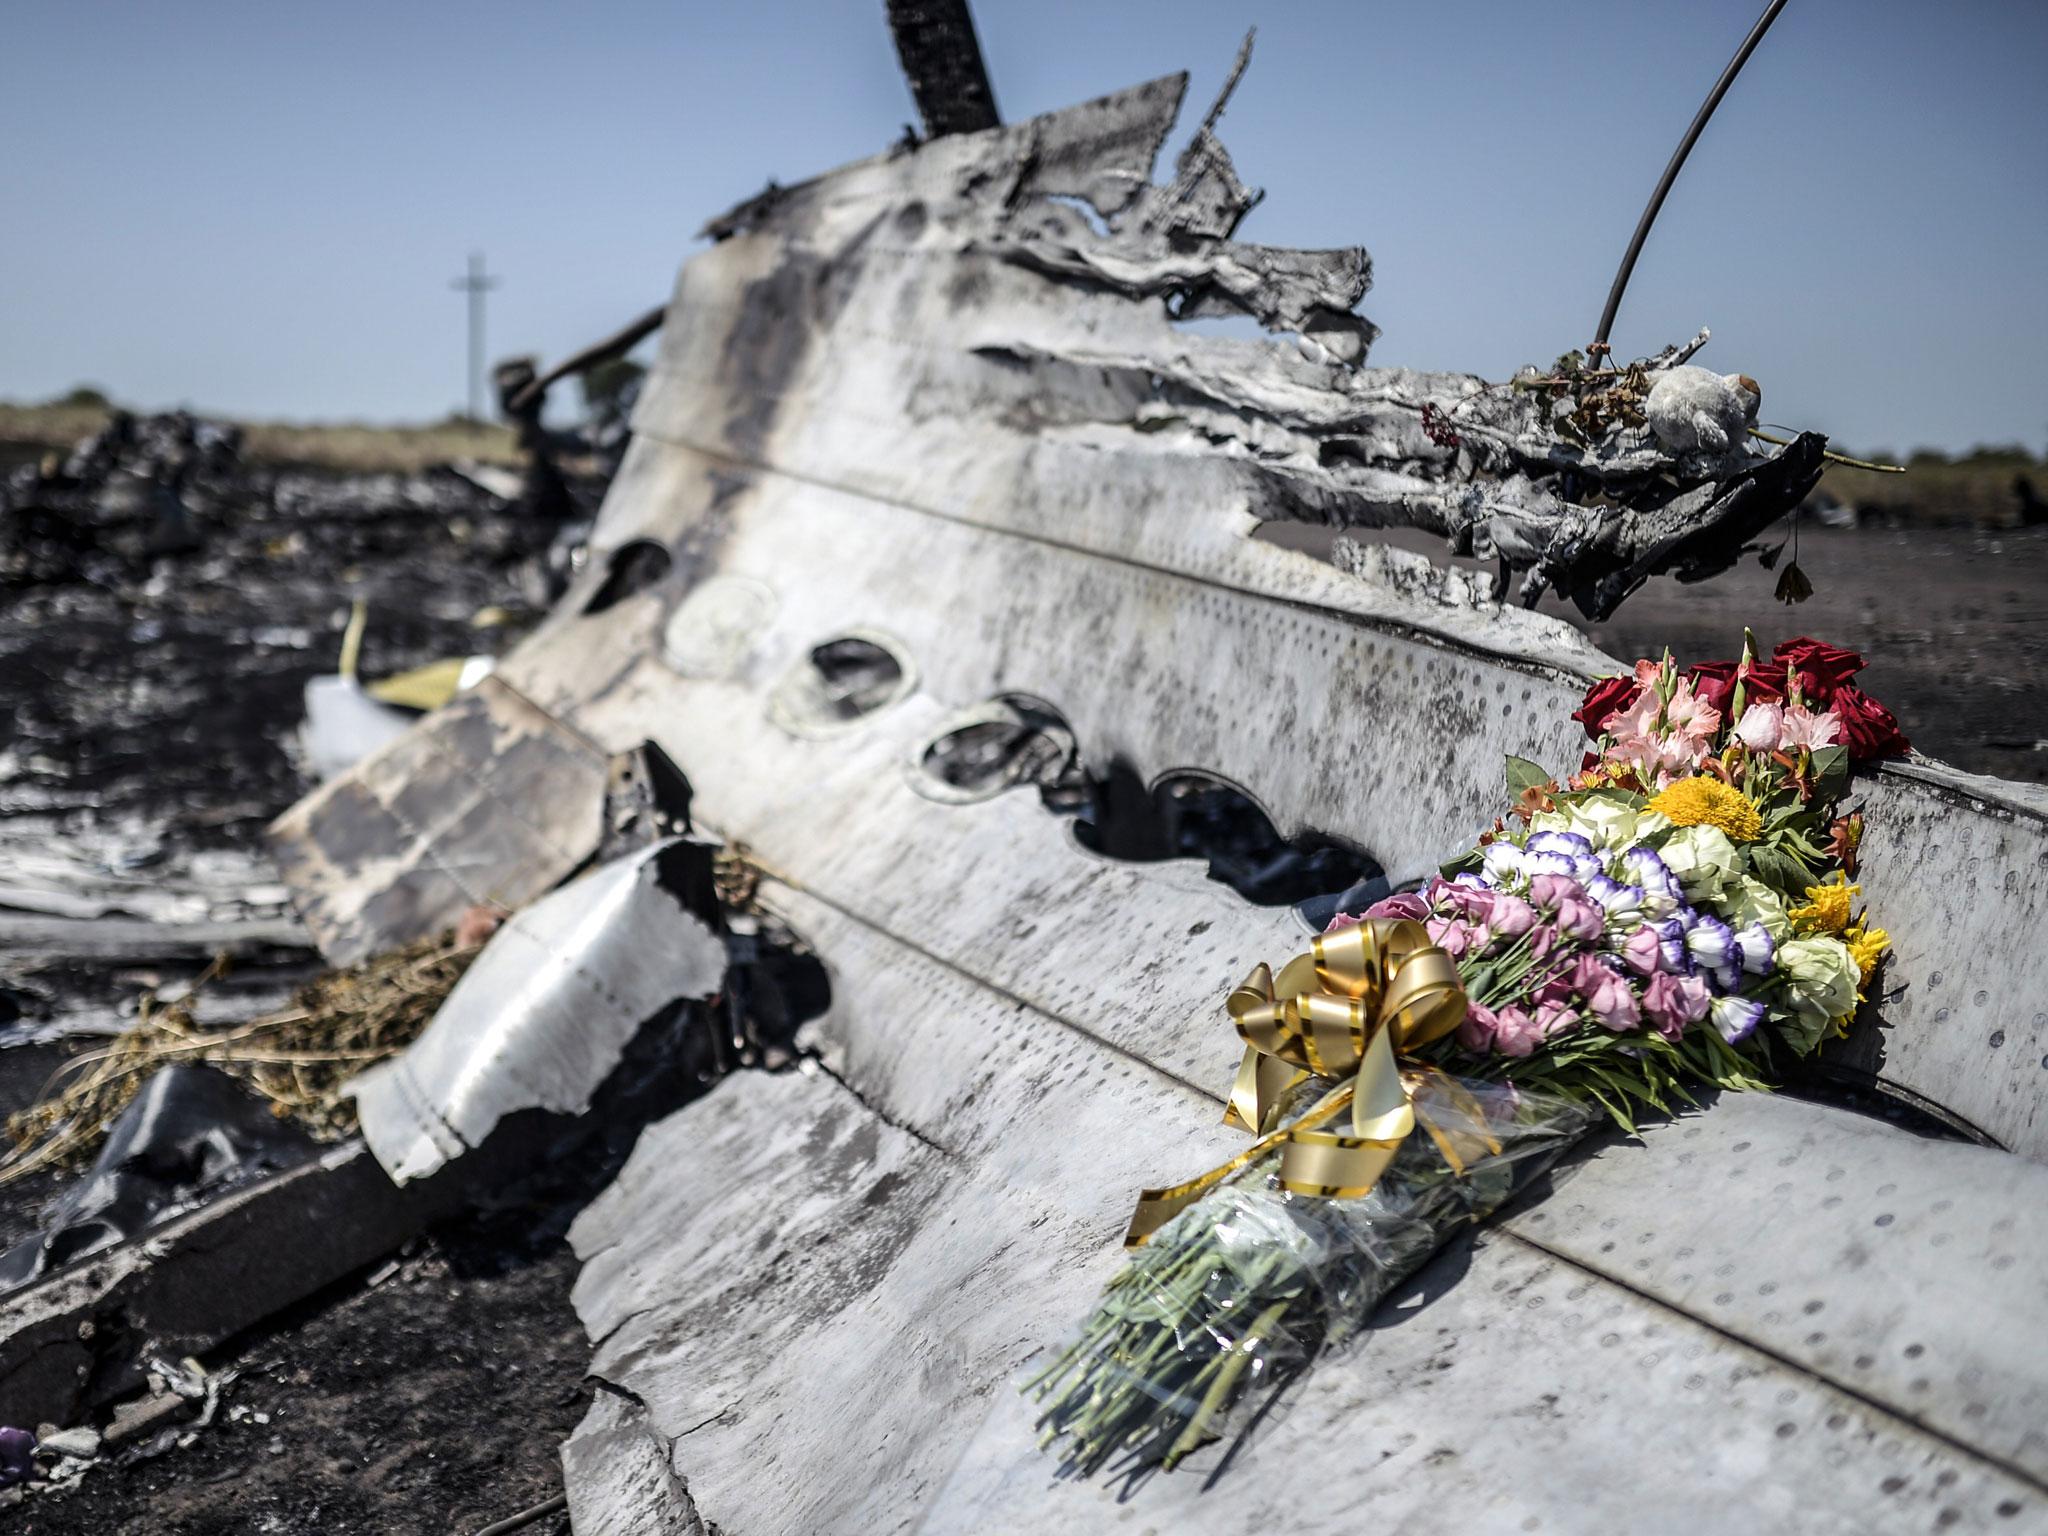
[1688, 658, 1786, 716]
[1831, 686, 1910, 761]
[1686, 659, 1738, 716]
[1772, 637, 1866, 705]
[1573, 676, 1639, 739]
[1739, 660, 1788, 706]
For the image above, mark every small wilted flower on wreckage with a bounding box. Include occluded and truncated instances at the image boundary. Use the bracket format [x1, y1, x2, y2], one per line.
[1510, 780, 1556, 824]
[1827, 812, 1864, 874]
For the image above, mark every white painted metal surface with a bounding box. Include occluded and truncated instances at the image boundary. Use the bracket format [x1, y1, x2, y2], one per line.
[350, 840, 725, 1183]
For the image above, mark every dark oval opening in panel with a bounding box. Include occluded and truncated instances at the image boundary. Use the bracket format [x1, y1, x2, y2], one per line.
[768, 632, 918, 738]
[917, 694, 1087, 809]
[1072, 764, 1381, 910]
[584, 539, 674, 615]
[805, 637, 907, 723]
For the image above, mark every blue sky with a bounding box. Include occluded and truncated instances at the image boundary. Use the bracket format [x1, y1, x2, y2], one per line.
[3, 1, 2042, 453]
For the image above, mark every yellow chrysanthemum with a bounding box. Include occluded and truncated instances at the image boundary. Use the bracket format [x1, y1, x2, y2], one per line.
[1645, 777, 1763, 842]
[1791, 873, 1856, 935]
[1846, 923, 1890, 986]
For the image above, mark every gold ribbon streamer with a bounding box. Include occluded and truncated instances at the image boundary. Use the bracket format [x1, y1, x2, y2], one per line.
[1125, 918, 1491, 1247]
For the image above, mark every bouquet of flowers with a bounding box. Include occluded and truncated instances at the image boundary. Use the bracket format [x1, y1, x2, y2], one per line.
[1029, 634, 1907, 1474]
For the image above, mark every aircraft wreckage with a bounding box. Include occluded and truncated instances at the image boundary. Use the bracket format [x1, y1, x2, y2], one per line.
[10, 46, 2048, 1536]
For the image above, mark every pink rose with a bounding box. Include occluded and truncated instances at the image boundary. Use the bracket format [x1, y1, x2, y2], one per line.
[1554, 892, 1606, 944]
[1621, 925, 1663, 976]
[1491, 1006, 1544, 1058]
[1426, 916, 1474, 960]
[1533, 952, 1579, 1003]
[1431, 880, 1496, 922]
[1535, 999, 1580, 1040]
[1486, 893, 1537, 939]
[1456, 1002, 1500, 1054]
[1571, 954, 1641, 1032]
[1361, 892, 1432, 922]
[1643, 972, 1711, 1040]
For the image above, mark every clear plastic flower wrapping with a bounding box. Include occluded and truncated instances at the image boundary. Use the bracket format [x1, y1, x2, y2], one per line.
[1026, 1076, 1592, 1474]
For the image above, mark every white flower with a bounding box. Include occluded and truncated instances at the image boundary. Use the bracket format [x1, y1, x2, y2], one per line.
[1725, 876, 1791, 941]
[1530, 799, 1673, 856]
[1481, 841, 1527, 886]
[1658, 824, 1740, 903]
[1734, 701, 1783, 752]
[1780, 936, 1861, 1027]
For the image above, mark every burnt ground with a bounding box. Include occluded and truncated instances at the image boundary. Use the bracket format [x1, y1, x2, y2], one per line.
[8, 1222, 586, 1536]
[1, 443, 2044, 1532]
[1262, 517, 2048, 786]
[0, 449, 592, 1533]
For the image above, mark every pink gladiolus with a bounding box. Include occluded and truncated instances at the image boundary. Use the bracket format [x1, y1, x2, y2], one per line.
[1611, 687, 1663, 741]
[1662, 677, 1722, 740]
[1456, 1002, 1500, 1054]
[1491, 1005, 1544, 1057]
[1779, 704, 1842, 750]
[1733, 701, 1783, 752]
[1622, 925, 1663, 976]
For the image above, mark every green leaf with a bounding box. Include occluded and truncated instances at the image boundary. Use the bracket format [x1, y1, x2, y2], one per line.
[1504, 755, 1552, 798]
[1772, 1008, 1828, 1057]
[1810, 745, 1849, 799]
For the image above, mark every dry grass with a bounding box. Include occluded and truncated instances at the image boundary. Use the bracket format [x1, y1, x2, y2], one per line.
[0, 934, 481, 1186]
[1817, 448, 2043, 528]
[0, 402, 521, 473]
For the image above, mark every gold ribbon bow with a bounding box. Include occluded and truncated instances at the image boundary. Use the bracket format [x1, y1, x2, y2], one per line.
[1125, 918, 1491, 1247]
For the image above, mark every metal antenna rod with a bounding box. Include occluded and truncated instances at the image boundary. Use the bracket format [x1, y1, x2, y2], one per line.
[450, 252, 503, 422]
[1593, 0, 1790, 351]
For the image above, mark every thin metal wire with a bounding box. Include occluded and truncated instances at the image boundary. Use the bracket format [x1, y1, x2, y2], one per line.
[1593, 0, 1792, 351]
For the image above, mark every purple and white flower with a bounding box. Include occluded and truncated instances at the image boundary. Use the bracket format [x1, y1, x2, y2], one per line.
[1656, 916, 1694, 976]
[1526, 830, 1596, 860]
[1584, 874, 1646, 924]
[1710, 993, 1766, 1043]
[1735, 920, 1776, 976]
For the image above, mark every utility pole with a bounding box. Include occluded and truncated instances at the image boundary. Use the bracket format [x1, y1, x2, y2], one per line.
[449, 252, 502, 423]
